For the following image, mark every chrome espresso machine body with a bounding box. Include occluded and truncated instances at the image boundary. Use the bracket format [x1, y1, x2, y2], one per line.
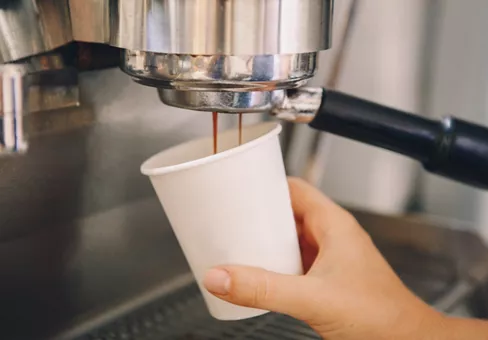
[0, 0, 332, 149]
[1, 1, 488, 339]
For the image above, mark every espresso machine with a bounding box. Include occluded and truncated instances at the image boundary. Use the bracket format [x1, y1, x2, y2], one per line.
[2, 0, 487, 188]
[1, 1, 488, 339]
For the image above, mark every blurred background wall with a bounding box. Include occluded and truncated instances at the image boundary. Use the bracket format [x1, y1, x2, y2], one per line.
[286, 0, 488, 237]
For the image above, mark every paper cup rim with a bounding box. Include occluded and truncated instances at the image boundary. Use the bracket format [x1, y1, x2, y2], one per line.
[141, 121, 282, 177]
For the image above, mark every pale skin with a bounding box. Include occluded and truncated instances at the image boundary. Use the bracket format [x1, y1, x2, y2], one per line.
[204, 177, 488, 339]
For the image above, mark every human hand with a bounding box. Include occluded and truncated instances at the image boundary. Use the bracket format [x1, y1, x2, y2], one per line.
[203, 177, 442, 339]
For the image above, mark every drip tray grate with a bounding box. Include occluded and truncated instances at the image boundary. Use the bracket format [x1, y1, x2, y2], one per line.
[78, 283, 320, 340]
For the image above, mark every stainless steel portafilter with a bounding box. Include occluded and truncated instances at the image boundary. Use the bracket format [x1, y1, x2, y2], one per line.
[118, 0, 334, 113]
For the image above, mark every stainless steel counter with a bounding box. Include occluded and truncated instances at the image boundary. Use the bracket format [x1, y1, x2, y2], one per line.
[0, 198, 189, 339]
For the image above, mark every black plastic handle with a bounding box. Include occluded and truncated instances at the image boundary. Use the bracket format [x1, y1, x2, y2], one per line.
[309, 89, 488, 189]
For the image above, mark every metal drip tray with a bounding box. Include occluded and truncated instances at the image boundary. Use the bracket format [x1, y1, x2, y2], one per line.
[77, 283, 320, 340]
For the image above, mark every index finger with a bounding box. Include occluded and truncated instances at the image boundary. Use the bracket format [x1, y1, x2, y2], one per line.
[287, 177, 355, 241]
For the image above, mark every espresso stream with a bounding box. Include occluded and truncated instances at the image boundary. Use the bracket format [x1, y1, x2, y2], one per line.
[212, 112, 218, 154]
[213, 113, 243, 155]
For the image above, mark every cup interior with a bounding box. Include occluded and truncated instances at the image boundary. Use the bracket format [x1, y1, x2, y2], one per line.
[141, 121, 281, 176]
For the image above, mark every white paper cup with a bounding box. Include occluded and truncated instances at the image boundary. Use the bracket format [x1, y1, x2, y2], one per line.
[141, 122, 303, 320]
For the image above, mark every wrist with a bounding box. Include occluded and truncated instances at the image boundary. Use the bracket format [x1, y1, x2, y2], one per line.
[435, 315, 488, 340]
[406, 305, 446, 340]
[382, 297, 446, 340]
[419, 310, 450, 340]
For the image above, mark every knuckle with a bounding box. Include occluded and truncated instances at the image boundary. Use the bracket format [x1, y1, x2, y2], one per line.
[228, 269, 274, 309]
[287, 177, 307, 191]
[346, 213, 359, 228]
[288, 176, 304, 185]
[250, 270, 273, 307]
[341, 210, 361, 230]
[259, 271, 272, 302]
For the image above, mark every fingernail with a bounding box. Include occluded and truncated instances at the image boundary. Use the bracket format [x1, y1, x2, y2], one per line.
[204, 268, 231, 295]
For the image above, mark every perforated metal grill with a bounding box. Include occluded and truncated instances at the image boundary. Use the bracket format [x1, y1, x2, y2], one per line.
[78, 283, 320, 340]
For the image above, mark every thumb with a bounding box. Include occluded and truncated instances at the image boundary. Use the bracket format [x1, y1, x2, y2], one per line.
[203, 265, 319, 321]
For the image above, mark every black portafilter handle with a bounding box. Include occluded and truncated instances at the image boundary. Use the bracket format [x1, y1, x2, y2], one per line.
[308, 89, 488, 189]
